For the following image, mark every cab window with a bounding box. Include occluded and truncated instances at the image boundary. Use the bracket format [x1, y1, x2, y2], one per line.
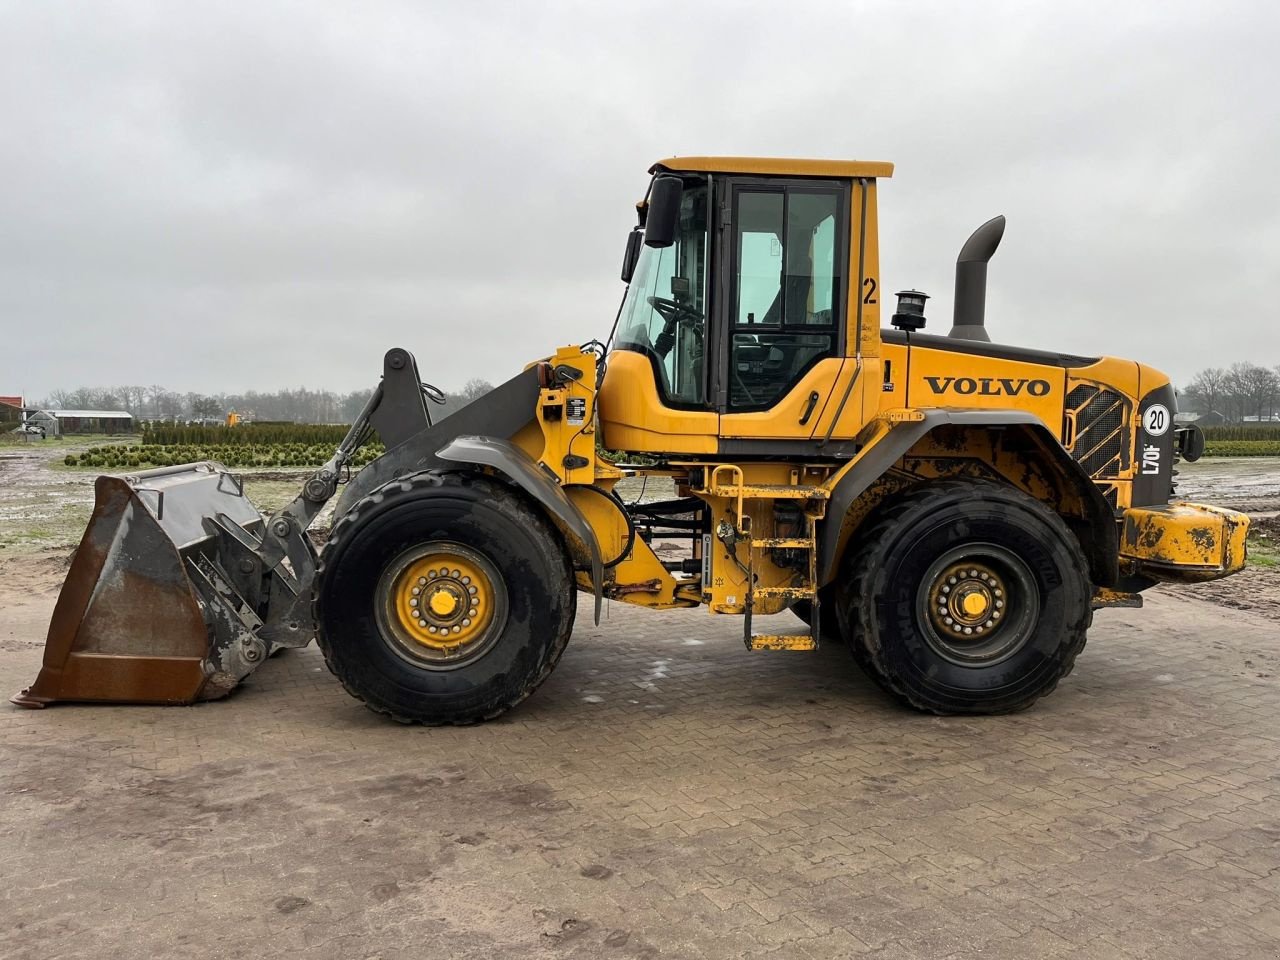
[613, 179, 709, 407]
[730, 185, 842, 409]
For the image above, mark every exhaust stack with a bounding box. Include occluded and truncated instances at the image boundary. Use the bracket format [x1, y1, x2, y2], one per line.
[948, 215, 1006, 342]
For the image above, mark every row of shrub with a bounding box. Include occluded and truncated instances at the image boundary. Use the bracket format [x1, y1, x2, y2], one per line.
[1202, 440, 1280, 457]
[1201, 424, 1280, 441]
[142, 422, 355, 446]
[64, 442, 385, 470]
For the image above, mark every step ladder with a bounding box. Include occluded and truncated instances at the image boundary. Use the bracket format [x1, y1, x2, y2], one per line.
[703, 466, 825, 653]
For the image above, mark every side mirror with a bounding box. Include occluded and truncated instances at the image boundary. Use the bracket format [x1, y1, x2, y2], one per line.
[1176, 423, 1205, 462]
[620, 228, 643, 283]
[643, 176, 683, 248]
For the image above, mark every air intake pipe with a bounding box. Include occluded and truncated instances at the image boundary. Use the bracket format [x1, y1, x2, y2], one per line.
[948, 215, 1006, 342]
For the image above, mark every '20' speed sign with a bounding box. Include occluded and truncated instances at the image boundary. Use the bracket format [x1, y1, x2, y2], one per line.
[1143, 404, 1170, 437]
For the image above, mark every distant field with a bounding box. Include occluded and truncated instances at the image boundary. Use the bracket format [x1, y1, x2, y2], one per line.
[1203, 440, 1280, 457]
[1202, 424, 1280, 441]
[62, 442, 384, 470]
[1201, 425, 1280, 456]
[142, 422, 352, 446]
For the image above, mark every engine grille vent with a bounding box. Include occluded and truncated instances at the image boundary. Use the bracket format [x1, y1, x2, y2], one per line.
[1065, 384, 1131, 479]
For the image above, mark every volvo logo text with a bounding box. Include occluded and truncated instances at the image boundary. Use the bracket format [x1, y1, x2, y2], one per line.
[923, 376, 1051, 397]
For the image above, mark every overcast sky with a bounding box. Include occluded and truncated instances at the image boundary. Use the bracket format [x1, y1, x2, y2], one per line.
[2, 0, 1278, 400]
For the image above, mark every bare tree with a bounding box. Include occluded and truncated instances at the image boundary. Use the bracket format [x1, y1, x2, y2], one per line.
[1264, 367, 1280, 421]
[341, 389, 375, 422]
[1183, 367, 1228, 416]
[46, 387, 123, 411]
[459, 378, 495, 404]
[186, 393, 222, 419]
[156, 391, 184, 419]
[1224, 362, 1277, 422]
[114, 386, 145, 416]
[146, 385, 168, 419]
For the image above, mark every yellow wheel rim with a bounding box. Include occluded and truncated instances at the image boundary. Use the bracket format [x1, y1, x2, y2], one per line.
[377, 543, 506, 668]
[917, 544, 1039, 667]
[927, 560, 1006, 639]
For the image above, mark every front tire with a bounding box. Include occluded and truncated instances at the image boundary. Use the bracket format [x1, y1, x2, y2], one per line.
[838, 481, 1091, 714]
[315, 472, 575, 724]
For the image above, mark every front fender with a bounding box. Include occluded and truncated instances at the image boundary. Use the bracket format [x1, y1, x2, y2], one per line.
[435, 436, 603, 624]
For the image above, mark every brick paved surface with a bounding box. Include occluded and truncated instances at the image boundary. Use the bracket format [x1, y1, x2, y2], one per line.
[2, 585, 1279, 959]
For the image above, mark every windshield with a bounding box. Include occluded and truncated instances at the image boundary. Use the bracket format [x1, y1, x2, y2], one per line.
[614, 178, 709, 406]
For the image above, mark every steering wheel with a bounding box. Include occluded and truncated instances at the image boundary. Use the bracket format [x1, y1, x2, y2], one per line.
[647, 295, 703, 328]
[646, 296, 703, 358]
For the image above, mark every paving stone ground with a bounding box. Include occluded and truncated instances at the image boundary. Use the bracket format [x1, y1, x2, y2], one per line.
[2, 581, 1279, 959]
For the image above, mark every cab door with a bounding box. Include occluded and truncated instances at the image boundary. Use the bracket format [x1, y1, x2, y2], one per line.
[715, 178, 857, 442]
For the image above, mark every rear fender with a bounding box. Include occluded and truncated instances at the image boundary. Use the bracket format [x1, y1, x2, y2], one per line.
[435, 436, 603, 624]
[819, 410, 1118, 587]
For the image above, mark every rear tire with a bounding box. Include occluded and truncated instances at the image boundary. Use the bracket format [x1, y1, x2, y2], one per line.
[315, 472, 575, 724]
[837, 480, 1091, 714]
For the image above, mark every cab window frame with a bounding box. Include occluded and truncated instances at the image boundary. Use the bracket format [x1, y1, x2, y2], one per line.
[611, 173, 715, 412]
[716, 177, 850, 414]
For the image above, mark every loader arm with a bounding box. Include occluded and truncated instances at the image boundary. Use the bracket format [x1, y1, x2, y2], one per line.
[13, 347, 601, 708]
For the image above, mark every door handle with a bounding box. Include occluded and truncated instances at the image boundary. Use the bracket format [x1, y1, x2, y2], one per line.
[799, 391, 821, 426]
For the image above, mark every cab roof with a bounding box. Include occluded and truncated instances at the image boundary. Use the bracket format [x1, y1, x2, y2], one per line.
[651, 156, 894, 179]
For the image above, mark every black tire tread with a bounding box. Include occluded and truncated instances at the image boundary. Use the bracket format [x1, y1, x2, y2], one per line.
[842, 479, 1092, 715]
[314, 471, 574, 725]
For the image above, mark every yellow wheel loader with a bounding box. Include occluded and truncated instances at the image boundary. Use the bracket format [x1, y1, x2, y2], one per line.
[14, 157, 1250, 722]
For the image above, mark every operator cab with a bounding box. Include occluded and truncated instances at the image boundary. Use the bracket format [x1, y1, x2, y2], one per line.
[599, 157, 892, 455]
